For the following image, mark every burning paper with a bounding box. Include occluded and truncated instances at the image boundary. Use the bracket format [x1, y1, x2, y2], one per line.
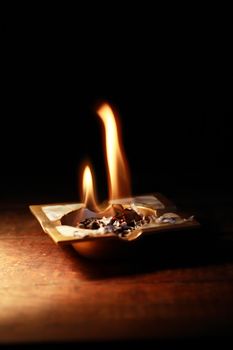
[30, 102, 199, 247]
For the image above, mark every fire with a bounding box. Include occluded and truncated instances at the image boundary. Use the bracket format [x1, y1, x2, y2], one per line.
[82, 164, 99, 212]
[81, 103, 131, 211]
[97, 103, 131, 200]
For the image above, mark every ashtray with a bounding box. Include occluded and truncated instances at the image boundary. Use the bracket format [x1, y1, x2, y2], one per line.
[30, 193, 200, 259]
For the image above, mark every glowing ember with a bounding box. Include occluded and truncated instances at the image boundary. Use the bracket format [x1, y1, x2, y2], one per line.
[77, 205, 156, 237]
[60, 203, 157, 238]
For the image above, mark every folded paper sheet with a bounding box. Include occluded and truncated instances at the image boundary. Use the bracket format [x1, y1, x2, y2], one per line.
[30, 194, 199, 245]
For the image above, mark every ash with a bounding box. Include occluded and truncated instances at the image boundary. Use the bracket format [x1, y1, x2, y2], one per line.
[78, 206, 155, 237]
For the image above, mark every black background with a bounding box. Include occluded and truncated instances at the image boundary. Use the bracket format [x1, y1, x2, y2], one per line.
[0, 9, 233, 349]
[1, 12, 232, 205]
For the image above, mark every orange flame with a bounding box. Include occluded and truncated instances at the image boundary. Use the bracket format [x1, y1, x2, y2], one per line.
[82, 164, 99, 211]
[97, 103, 131, 200]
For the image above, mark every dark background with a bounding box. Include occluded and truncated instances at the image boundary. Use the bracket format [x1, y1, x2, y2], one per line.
[0, 11, 233, 349]
[1, 13, 232, 205]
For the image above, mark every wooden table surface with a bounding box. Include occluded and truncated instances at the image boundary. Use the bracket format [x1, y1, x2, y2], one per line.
[1, 189, 233, 346]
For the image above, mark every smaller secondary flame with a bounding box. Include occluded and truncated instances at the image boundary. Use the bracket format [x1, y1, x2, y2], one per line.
[82, 164, 99, 212]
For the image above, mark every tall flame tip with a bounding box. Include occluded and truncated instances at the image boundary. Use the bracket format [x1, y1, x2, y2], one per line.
[97, 103, 131, 200]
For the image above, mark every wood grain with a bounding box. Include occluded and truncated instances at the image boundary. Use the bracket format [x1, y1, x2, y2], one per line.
[1, 199, 233, 344]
